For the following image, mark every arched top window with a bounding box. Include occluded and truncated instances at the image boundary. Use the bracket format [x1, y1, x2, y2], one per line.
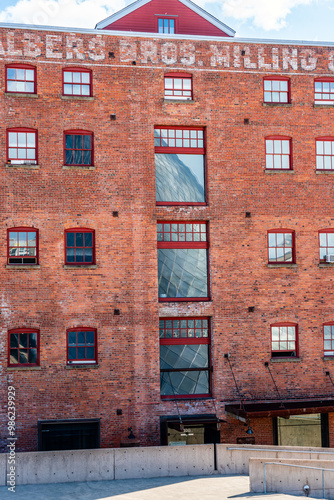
[64, 130, 93, 166]
[8, 328, 40, 366]
[323, 322, 334, 356]
[6, 64, 36, 94]
[63, 67, 92, 97]
[315, 137, 334, 171]
[265, 136, 292, 170]
[270, 322, 298, 358]
[267, 229, 295, 264]
[64, 228, 95, 265]
[67, 327, 97, 364]
[319, 228, 334, 262]
[164, 72, 192, 100]
[314, 77, 334, 104]
[263, 76, 290, 104]
[7, 227, 39, 265]
[7, 128, 38, 165]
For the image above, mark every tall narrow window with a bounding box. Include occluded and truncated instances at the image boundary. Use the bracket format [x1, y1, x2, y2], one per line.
[263, 77, 290, 103]
[155, 127, 206, 204]
[271, 323, 298, 358]
[65, 228, 95, 265]
[319, 229, 334, 262]
[7, 128, 37, 165]
[268, 230, 295, 264]
[157, 221, 209, 301]
[314, 78, 334, 104]
[316, 138, 334, 170]
[164, 73, 192, 100]
[64, 131, 93, 166]
[63, 68, 92, 97]
[6, 64, 36, 94]
[158, 18, 175, 34]
[8, 329, 39, 366]
[324, 323, 334, 356]
[67, 328, 97, 364]
[160, 317, 211, 398]
[265, 136, 292, 170]
[7, 228, 38, 265]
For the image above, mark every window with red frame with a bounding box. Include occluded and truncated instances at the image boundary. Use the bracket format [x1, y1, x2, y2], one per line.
[155, 127, 205, 204]
[324, 323, 334, 356]
[157, 222, 209, 301]
[63, 68, 92, 96]
[319, 230, 334, 261]
[263, 77, 290, 103]
[65, 229, 95, 265]
[160, 317, 210, 397]
[6, 65, 36, 94]
[268, 230, 295, 264]
[158, 18, 175, 33]
[271, 323, 298, 358]
[8, 329, 39, 366]
[67, 328, 97, 364]
[8, 228, 38, 265]
[314, 78, 334, 104]
[164, 73, 192, 100]
[64, 131, 93, 166]
[316, 138, 334, 170]
[7, 128, 37, 165]
[265, 137, 292, 170]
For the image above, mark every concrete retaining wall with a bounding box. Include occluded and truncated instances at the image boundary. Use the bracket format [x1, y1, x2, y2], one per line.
[216, 444, 334, 475]
[249, 458, 334, 498]
[0, 453, 6, 486]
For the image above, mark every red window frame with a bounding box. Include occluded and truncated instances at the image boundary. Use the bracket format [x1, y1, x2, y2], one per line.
[62, 67, 92, 97]
[164, 72, 193, 100]
[160, 317, 211, 399]
[64, 228, 95, 265]
[268, 229, 295, 264]
[67, 327, 97, 364]
[5, 64, 37, 94]
[64, 130, 93, 166]
[271, 322, 298, 358]
[263, 76, 290, 103]
[157, 17, 177, 34]
[316, 137, 334, 171]
[265, 136, 292, 170]
[319, 229, 334, 262]
[8, 328, 40, 367]
[323, 322, 334, 357]
[7, 128, 38, 165]
[157, 221, 210, 302]
[7, 227, 39, 265]
[314, 78, 334, 104]
[155, 126, 206, 206]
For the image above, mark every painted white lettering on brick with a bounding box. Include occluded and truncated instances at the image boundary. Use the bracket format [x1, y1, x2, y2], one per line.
[23, 33, 41, 58]
[233, 45, 241, 68]
[272, 48, 279, 70]
[46, 35, 62, 59]
[328, 52, 334, 72]
[7, 32, 22, 57]
[243, 46, 257, 69]
[120, 40, 137, 62]
[258, 47, 272, 69]
[88, 36, 105, 61]
[282, 48, 298, 70]
[0, 38, 5, 56]
[140, 41, 158, 64]
[66, 35, 85, 60]
[300, 49, 317, 70]
[180, 43, 195, 66]
[161, 42, 177, 65]
[210, 45, 230, 68]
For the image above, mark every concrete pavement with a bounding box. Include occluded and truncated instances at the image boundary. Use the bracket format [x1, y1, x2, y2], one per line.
[0, 474, 312, 499]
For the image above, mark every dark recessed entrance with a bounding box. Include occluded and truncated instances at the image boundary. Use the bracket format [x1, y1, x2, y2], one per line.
[273, 413, 329, 447]
[160, 415, 220, 446]
[38, 419, 100, 451]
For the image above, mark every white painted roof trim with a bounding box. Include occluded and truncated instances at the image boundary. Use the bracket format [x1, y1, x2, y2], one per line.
[1, 22, 334, 47]
[95, 0, 235, 36]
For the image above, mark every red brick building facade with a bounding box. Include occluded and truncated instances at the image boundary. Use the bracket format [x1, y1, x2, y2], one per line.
[1, 0, 334, 452]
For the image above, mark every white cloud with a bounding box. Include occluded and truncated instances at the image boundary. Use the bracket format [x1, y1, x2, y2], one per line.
[219, 0, 313, 30]
[0, 0, 126, 28]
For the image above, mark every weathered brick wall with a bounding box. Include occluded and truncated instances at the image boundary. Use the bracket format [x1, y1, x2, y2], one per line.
[1, 28, 334, 451]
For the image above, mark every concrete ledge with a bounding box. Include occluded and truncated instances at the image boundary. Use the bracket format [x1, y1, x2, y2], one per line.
[263, 103, 292, 107]
[319, 263, 334, 268]
[7, 366, 41, 371]
[4, 92, 38, 98]
[264, 169, 295, 174]
[316, 170, 334, 174]
[6, 265, 40, 270]
[267, 264, 297, 268]
[63, 265, 97, 269]
[65, 364, 99, 369]
[62, 165, 96, 170]
[0, 454, 7, 485]
[61, 95, 94, 101]
[5, 164, 40, 169]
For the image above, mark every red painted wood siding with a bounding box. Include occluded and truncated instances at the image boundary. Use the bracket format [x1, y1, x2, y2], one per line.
[103, 0, 231, 37]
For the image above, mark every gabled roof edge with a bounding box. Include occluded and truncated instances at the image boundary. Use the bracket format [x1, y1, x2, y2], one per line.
[95, 0, 235, 37]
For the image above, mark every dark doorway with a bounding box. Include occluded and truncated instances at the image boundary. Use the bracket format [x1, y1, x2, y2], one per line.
[38, 419, 100, 451]
[160, 415, 220, 446]
[273, 413, 329, 447]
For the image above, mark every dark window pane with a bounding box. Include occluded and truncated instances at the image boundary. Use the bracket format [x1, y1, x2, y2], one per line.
[86, 347, 95, 359]
[74, 135, 82, 149]
[29, 333, 37, 347]
[82, 151, 91, 165]
[29, 349, 37, 364]
[160, 344, 209, 370]
[66, 249, 75, 263]
[84, 248, 93, 263]
[10, 350, 18, 364]
[84, 233, 93, 246]
[65, 135, 73, 149]
[76, 233, 84, 247]
[65, 150, 74, 164]
[77, 347, 86, 359]
[19, 349, 28, 364]
[67, 233, 75, 247]
[77, 331, 85, 345]
[82, 135, 91, 149]
[76, 249, 84, 262]
[19, 334, 28, 348]
[86, 331, 95, 344]
[74, 150, 82, 165]
[160, 370, 209, 396]
[68, 347, 76, 360]
[68, 331, 77, 344]
[10, 334, 18, 348]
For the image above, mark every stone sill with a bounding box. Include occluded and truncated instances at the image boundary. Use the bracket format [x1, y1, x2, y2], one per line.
[264, 169, 294, 174]
[268, 263, 297, 268]
[163, 99, 195, 103]
[319, 263, 334, 268]
[66, 364, 99, 369]
[263, 103, 292, 107]
[62, 165, 95, 170]
[323, 356, 334, 361]
[5, 164, 40, 169]
[6, 265, 40, 270]
[316, 170, 334, 174]
[314, 103, 334, 108]
[7, 366, 41, 371]
[4, 92, 38, 98]
[63, 265, 97, 269]
[271, 357, 301, 363]
[161, 396, 213, 401]
[61, 95, 94, 101]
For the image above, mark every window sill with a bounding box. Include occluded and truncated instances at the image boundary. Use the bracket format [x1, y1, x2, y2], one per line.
[264, 169, 294, 174]
[61, 95, 94, 101]
[161, 395, 212, 401]
[314, 103, 334, 108]
[159, 297, 210, 302]
[6, 265, 40, 270]
[62, 165, 95, 170]
[5, 163, 40, 169]
[263, 103, 292, 107]
[323, 356, 334, 360]
[267, 263, 297, 268]
[319, 263, 334, 268]
[156, 202, 207, 206]
[271, 357, 301, 363]
[163, 99, 195, 103]
[4, 92, 38, 98]
[66, 364, 99, 369]
[316, 170, 334, 174]
[63, 265, 97, 269]
[7, 366, 41, 371]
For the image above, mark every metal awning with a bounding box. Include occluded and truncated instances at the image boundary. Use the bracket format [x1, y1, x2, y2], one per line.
[225, 399, 334, 420]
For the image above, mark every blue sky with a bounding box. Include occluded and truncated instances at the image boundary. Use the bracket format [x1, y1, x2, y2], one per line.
[0, 0, 333, 42]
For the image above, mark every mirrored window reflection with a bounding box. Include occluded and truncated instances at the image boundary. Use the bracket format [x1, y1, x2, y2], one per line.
[64, 133, 92, 166]
[63, 70, 91, 96]
[263, 78, 289, 103]
[9, 331, 39, 366]
[67, 329, 96, 364]
[319, 232, 334, 261]
[271, 324, 297, 357]
[314, 79, 334, 103]
[6, 67, 36, 93]
[8, 230, 38, 265]
[65, 230, 94, 265]
[268, 231, 294, 263]
[324, 324, 334, 356]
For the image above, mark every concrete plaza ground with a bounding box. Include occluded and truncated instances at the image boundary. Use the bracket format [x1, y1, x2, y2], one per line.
[0, 474, 312, 499]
